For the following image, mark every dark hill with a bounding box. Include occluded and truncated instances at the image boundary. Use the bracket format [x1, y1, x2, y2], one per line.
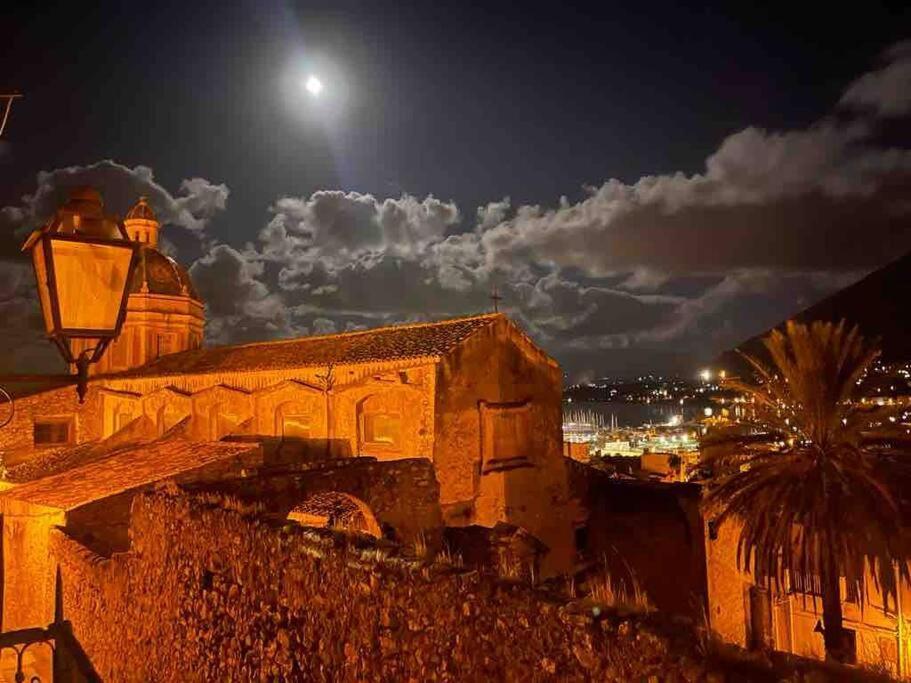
[720, 251, 911, 373]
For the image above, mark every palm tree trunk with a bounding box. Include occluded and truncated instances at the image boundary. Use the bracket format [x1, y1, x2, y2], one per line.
[821, 560, 846, 663]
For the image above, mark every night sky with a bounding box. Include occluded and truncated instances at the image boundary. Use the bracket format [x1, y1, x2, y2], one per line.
[2, 1, 910, 379]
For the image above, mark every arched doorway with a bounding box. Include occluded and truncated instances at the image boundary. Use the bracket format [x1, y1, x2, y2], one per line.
[287, 492, 381, 538]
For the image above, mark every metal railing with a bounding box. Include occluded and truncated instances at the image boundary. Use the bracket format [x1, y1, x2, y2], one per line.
[0, 621, 99, 683]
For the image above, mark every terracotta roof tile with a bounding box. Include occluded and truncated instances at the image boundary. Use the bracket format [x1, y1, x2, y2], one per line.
[3, 440, 257, 511]
[113, 313, 502, 378]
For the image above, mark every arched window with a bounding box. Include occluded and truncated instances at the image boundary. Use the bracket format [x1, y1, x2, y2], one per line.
[357, 393, 406, 453]
[287, 492, 381, 537]
[275, 401, 311, 439]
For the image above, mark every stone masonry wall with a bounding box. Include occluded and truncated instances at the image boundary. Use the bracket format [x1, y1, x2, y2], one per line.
[186, 456, 444, 546]
[51, 490, 712, 682]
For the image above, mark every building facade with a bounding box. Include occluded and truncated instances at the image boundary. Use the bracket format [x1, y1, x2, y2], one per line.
[706, 517, 911, 676]
[1, 313, 575, 577]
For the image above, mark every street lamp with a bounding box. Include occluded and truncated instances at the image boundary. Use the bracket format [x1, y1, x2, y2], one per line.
[21, 187, 139, 402]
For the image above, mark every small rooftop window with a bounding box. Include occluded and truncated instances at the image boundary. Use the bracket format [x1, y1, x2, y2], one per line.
[33, 417, 73, 446]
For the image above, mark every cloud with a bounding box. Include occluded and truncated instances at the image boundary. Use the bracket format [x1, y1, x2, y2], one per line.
[258, 191, 460, 273]
[0, 160, 229, 260]
[5, 43, 911, 379]
[0, 263, 66, 373]
[472, 122, 911, 277]
[840, 40, 911, 118]
[189, 45, 911, 374]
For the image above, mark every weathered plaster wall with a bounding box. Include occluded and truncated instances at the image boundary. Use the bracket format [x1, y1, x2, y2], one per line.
[705, 518, 754, 649]
[434, 317, 574, 575]
[51, 491, 713, 682]
[568, 461, 707, 619]
[3, 361, 437, 473]
[1, 499, 64, 631]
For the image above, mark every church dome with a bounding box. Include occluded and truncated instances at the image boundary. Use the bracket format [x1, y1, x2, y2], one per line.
[125, 196, 156, 221]
[130, 245, 201, 301]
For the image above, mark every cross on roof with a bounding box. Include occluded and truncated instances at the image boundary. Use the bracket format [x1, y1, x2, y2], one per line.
[490, 283, 503, 313]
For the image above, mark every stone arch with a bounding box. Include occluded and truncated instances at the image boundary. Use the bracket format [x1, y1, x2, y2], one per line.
[253, 380, 323, 437]
[287, 492, 382, 538]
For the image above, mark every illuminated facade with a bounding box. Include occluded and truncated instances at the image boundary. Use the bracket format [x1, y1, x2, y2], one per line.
[707, 517, 911, 675]
[0, 191, 578, 646]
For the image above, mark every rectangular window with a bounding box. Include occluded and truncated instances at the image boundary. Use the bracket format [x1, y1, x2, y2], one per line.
[157, 333, 176, 358]
[789, 572, 822, 597]
[116, 410, 135, 432]
[479, 400, 532, 472]
[844, 578, 860, 604]
[33, 418, 73, 446]
[363, 413, 401, 446]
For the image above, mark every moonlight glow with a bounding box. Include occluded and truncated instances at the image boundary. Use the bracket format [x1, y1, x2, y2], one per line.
[305, 75, 323, 96]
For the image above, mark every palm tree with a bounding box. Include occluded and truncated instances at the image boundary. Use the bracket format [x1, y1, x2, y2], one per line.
[703, 320, 910, 663]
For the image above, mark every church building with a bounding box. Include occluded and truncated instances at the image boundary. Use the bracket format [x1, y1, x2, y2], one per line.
[0, 192, 575, 607]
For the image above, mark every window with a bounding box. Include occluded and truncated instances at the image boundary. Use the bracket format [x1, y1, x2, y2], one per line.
[789, 572, 822, 597]
[157, 333, 176, 358]
[208, 405, 239, 441]
[479, 400, 532, 472]
[33, 418, 73, 446]
[844, 577, 860, 604]
[358, 392, 409, 452]
[363, 412, 401, 446]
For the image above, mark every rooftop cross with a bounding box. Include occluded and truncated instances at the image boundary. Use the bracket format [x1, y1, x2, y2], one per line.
[489, 283, 503, 313]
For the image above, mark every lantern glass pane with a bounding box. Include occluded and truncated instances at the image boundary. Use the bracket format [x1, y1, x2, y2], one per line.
[31, 242, 55, 333]
[49, 239, 133, 332]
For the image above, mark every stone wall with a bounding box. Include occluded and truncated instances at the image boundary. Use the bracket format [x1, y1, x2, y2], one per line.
[185, 456, 444, 546]
[434, 316, 575, 575]
[51, 490, 711, 682]
[568, 460, 707, 618]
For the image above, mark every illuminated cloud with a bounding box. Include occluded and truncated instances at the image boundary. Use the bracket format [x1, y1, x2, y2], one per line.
[4, 45, 910, 377]
[840, 40, 911, 118]
[0, 160, 229, 251]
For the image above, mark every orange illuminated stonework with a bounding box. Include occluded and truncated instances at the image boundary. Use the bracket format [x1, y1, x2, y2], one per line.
[0, 198, 578, 645]
[1, 211, 575, 584]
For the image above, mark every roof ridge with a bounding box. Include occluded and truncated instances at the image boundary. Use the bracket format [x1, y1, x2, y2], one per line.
[193, 312, 504, 353]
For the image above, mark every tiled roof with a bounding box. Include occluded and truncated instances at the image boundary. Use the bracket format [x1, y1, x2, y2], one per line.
[2, 440, 258, 511]
[113, 313, 503, 378]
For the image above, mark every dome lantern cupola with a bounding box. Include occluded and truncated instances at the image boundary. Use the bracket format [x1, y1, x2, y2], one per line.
[124, 196, 160, 248]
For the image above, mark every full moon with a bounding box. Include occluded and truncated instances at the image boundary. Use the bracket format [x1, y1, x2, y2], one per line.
[305, 75, 323, 96]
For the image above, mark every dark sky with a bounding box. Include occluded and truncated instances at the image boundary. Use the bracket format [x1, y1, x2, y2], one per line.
[2, 1, 910, 378]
